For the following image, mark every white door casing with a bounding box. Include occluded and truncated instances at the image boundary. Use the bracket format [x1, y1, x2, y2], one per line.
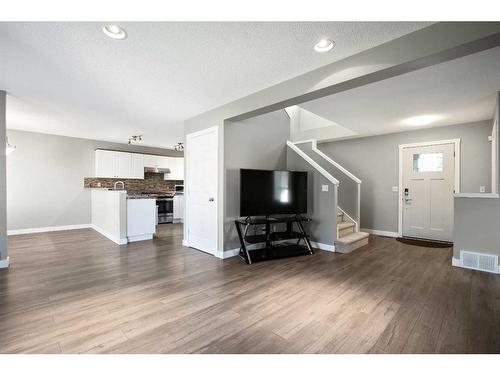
[185, 126, 219, 255]
[398, 139, 460, 242]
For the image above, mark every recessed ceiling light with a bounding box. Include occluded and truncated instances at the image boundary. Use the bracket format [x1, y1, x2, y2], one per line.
[402, 115, 441, 126]
[314, 39, 335, 53]
[102, 24, 127, 40]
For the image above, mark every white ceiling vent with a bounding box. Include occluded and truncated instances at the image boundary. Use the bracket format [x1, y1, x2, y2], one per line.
[460, 251, 499, 274]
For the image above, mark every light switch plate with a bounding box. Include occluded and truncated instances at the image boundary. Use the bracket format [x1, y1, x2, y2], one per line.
[480, 186, 486, 193]
[392, 186, 399, 192]
[322, 185, 329, 192]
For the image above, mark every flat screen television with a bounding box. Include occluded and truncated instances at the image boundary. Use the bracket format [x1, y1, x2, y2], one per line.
[240, 169, 308, 216]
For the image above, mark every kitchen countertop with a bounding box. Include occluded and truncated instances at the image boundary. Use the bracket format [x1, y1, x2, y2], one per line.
[127, 194, 175, 199]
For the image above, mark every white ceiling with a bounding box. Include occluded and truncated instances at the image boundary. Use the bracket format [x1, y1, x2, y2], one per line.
[0, 22, 431, 148]
[299, 46, 500, 141]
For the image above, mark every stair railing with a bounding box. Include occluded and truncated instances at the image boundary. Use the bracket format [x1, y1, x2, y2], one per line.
[286, 141, 339, 239]
[293, 139, 361, 232]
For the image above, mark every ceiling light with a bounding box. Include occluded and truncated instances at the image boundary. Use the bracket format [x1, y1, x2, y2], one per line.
[5, 136, 16, 155]
[402, 115, 441, 126]
[128, 135, 143, 145]
[314, 39, 335, 53]
[102, 24, 127, 40]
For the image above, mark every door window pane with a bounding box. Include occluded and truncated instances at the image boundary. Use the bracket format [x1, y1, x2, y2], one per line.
[413, 152, 443, 172]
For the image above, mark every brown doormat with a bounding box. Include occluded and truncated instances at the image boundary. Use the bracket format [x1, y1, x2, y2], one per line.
[396, 237, 453, 248]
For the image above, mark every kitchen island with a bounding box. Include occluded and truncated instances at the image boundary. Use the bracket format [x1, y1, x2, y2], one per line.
[90, 189, 156, 244]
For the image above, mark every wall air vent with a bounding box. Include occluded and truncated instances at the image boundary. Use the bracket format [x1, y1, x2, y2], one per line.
[460, 251, 499, 274]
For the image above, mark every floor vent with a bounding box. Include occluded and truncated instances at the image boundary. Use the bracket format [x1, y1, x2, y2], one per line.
[460, 251, 499, 273]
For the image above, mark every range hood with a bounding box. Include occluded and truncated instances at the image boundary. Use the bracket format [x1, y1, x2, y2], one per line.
[144, 166, 171, 174]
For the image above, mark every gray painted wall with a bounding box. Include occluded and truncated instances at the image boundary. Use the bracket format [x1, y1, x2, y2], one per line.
[224, 111, 290, 250]
[0, 91, 6, 261]
[6, 129, 181, 231]
[454, 93, 500, 259]
[297, 142, 359, 223]
[318, 121, 493, 233]
[287, 149, 337, 246]
[453, 197, 500, 258]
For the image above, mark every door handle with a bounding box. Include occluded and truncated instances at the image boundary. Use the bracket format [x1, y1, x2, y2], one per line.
[209, 197, 215, 202]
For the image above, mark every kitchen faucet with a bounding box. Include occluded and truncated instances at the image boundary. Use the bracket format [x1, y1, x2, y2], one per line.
[114, 181, 125, 190]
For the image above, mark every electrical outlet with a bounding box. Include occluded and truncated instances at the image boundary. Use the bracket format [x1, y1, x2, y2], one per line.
[392, 186, 399, 192]
[322, 185, 329, 192]
[480, 186, 486, 193]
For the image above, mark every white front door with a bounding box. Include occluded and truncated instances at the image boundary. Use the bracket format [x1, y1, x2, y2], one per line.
[402, 143, 455, 242]
[185, 126, 218, 255]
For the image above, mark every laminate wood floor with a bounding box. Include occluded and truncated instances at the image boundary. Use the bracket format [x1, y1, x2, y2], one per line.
[1, 225, 499, 354]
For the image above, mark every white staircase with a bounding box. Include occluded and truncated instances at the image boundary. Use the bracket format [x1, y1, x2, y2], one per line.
[336, 211, 369, 253]
[287, 139, 369, 254]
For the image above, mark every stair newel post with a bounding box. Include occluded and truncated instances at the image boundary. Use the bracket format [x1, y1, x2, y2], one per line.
[356, 182, 361, 232]
[334, 183, 339, 240]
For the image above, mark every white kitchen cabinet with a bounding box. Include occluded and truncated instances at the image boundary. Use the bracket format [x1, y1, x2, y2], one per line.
[173, 195, 184, 223]
[95, 150, 182, 180]
[175, 158, 184, 180]
[158, 156, 172, 169]
[127, 198, 156, 242]
[114, 152, 131, 178]
[164, 157, 184, 180]
[95, 150, 115, 177]
[144, 154, 171, 170]
[130, 153, 145, 179]
[95, 150, 144, 179]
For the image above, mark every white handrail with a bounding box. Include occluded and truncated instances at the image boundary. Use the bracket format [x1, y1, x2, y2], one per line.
[296, 140, 362, 184]
[286, 141, 339, 185]
[293, 139, 361, 232]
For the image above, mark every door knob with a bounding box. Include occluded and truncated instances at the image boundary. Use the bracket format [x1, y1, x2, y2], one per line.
[209, 197, 215, 202]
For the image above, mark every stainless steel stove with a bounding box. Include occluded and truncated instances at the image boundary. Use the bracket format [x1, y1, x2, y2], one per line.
[141, 192, 174, 224]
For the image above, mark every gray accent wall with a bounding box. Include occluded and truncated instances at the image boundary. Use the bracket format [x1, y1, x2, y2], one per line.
[287, 149, 337, 246]
[453, 197, 500, 258]
[297, 142, 359, 223]
[454, 93, 500, 259]
[318, 121, 493, 233]
[0, 91, 6, 261]
[6, 129, 181, 231]
[224, 111, 290, 251]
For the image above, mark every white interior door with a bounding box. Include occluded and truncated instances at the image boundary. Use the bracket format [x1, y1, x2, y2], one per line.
[186, 126, 218, 255]
[402, 143, 455, 242]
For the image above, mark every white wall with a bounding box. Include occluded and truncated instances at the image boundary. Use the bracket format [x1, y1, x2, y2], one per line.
[6, 129, 181, 231]
[287, 105, 357, 141]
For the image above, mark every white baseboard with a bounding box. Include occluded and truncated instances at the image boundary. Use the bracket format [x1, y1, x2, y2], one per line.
[8, 224, 92, 236]
[91, 225, 127, 245]
[0, 256, 10, 269]
[310, 241, 335, 252]
[127, 234, 153, 242]
[215, 248, 240, 259]
[452, 257, 461, 267]
[361, 228, 399, 238]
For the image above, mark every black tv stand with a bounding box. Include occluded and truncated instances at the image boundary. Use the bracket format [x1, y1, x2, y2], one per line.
[234, 216, 313, 264]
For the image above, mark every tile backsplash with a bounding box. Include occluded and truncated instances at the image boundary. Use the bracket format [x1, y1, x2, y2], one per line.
[84, 172, 182, 194]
